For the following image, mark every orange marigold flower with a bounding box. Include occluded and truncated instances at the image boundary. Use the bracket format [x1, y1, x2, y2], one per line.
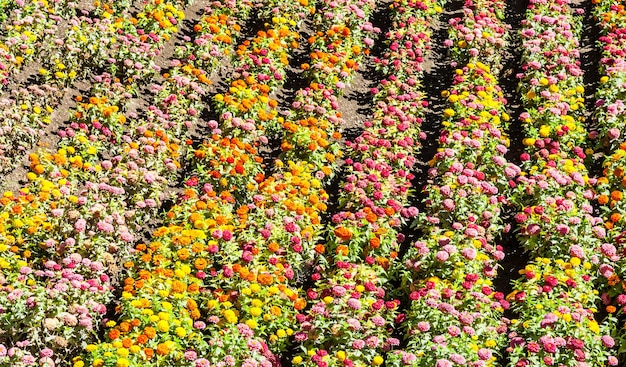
[137, 334, 149, 344]
[171, 281, 186, 293]
[334, 227, 352, 241]
[270, 306, 282, 316]
[108, 329, 121, 340]
[258, 273, 273, 285]
[268, 242, 280, 253]
[144, 327, 156, 339]
[195, 258, 207, 270]
[611, 213, 622, 223]
[611, 190, 623, 201]
[294, 298, 306, 310]
[370, 237, 381, 248]
[188, 283, 200, 293]
[119, 322, 131, 332]
[598, 195, 609, 205]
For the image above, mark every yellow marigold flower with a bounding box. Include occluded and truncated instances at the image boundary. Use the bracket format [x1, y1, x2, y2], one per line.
[249, 307, 262, 317]
[85, 344, 97, 352]
[246, 319, 257, 329]
[157, 320, 169, 332]
[223, 309, 238, 323]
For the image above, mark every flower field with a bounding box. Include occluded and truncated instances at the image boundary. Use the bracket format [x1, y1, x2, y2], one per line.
[1, 0, 626, 366]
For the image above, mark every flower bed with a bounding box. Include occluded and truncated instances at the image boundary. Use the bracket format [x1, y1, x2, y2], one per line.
[1, 0, 626, 365]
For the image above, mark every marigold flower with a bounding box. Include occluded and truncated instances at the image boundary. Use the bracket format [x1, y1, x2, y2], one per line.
[334, 227, 352, 241]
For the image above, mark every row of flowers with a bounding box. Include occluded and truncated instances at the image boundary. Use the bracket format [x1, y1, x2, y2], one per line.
[392, 0, 516, 365]
[0, 0, 198, 365]
[592, 0, 626, 359]
[507, 0, 618, 366]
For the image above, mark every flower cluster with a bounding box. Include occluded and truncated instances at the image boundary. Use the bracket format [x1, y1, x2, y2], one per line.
[0, 85, 58, 173]
[174, 0, 253, 70]
[47, 0, 187, 85]
[591, 0, 626, 151]
[444, 0, 509, 73]
[0, 0, 61, 90]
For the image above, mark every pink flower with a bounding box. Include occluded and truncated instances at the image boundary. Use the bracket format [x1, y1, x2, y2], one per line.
[417, 321, 430, 332]
[477, 348, 492, 360]
[436, 251, 449, 262]
[447, 325, 461, 336]
[461, 247, 476, 260]
[540, 313, 558, 327]
[543, 342, 557, 354]
[74, 219, 86, 233]
[601, 243, 617, 258]
[144, 172, 156, 183]
[347, 298, 361, 310]
[555, 224, 569, 235]
[527, 342, 540, 353]
[371, 315, 385, 327]
[352, 340, 365, 349]
[365, 336, 380, 348]
[442, 198, 455, 211]
[608, 128, 621, 139]
[600, 264, 614, 278]
[569, 245, 584, 258]
[602, 335, 615, 348]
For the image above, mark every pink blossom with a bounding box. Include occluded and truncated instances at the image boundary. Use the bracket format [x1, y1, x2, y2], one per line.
[435, 251, 449, 262]
[442, 198, 455, 210]
[477, 348, 492, 360]
[347, 298, 361, 310]
[417, 321, 430, 332]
